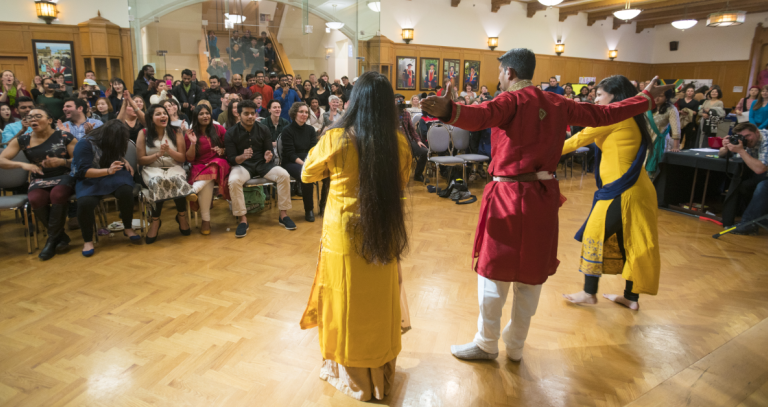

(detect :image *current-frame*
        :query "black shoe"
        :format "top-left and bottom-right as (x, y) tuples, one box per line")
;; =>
(145, 219), (162, 244)
(56, 233), (71, 253)
(235, 222), (249, 238)
(305, 210), (315, 222)
(732, 225), (758, 236)
(279, 216), (297, 230)
(39, 204), (67, 261)
(176, 213), (191, 236)
(414, 175), (425, 183)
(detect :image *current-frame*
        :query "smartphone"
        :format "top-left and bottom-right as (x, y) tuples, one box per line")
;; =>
(166, 79), (172, 88)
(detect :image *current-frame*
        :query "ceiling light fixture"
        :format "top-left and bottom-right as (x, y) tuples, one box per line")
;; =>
(707, 10), (746, 27)
(325, 5), (345, 30)
(537, 0), (563, 6)
(672, 19), (697, 30)
(613, 1), (641, 21)
(367, 1), (381, 12)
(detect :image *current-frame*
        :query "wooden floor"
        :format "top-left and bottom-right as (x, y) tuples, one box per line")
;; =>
(1, 168), (767, 407)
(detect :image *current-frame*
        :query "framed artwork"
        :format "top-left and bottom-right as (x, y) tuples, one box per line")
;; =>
(33, 40), (76, 87)
(443, 59), (460, 88)
(463, 60), (481, 92)
(419, 57), (440, 91)
(396, 56), (417, 90)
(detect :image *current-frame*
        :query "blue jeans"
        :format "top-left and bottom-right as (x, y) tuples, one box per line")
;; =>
(741, 174), (768, 223)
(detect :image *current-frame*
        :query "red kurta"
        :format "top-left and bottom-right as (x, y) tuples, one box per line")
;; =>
(446, 81), (654, 284)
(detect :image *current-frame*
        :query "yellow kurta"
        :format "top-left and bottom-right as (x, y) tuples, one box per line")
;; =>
(299, 128), (411, 368)
(563, 119), (661, 295)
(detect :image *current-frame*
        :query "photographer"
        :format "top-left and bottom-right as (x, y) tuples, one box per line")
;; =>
(719, 122), (768, 235)
(36, 77), (68, 121)
(81, 79), (101, 108)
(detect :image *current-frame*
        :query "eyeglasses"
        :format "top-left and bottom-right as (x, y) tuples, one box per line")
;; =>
(27, 114), (46, 120)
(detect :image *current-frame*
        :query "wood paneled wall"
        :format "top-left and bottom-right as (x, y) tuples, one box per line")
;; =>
(0, 21), (134, 93)
(377, 36), (749, 107)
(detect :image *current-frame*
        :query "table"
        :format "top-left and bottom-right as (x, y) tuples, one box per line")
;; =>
(653, 150), (744, 221)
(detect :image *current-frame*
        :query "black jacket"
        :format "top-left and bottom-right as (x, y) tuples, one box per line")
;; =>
(172, 83), (203, 118)
(203, 87), (225, 111)
(225, 121), (275, 178)
(281, 121), (317, 165)
(133, 77), (154, 106)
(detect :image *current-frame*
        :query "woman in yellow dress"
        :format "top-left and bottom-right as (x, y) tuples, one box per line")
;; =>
(562, 75), (661, 310)
(299, 71), (412, 401)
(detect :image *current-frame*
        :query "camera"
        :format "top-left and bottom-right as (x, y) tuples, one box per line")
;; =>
(46, 83), (57, 90)
(727, 134), (745, 146)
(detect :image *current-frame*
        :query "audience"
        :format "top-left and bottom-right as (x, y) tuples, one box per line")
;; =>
(576, 86), (590, 102)
(149, 81), (177, 106)
(563, 83), (575, 100)
(229, 43), (246, 77)
(59, 98), (103, 140)
(330, 82), (346, 105)
(1, 96), (33, 144)
(224, 100), (240, 130)
(698, 87), (725, 146)
(249, 71), (273, 106)
(185, 104), (230, 235)
(545, 77), (564, 95)
(322, 95), (344, 129)
(307, 97), (324, 133)
(0, 104), (17, 132)
(280, 102), (319, 222)
(314, 78), (330, 110)
(225, 100), (295, 237)
(735, 86), (760, 122)
(163, 99), (189, 130)
(72, 120), (140, 257)
(30, 75), (45, 101)
(676, 84), (700, 149)
(460, 84), (476, 99)
(206, 76), (226, 113)
(273, 74), (301, 121)
(107, 78), (128, 113)
(116, 91), (146, 142)
(719, 122), (768, 234)
(645, 88), (681, 175)
(137, 104), (195, 244)
(93, 97), (115, 123)
(36, 77), (67, 121)
(407, 95), (422, 114)
(228, 73), (252, 100)
(0, 107), (76, 260)
(398, 102), (428, 182)
(172, 69), (203, 118)
(134, 65), (158, 107)
(749, 85), (768, 129)
(264, 99), (289, 144)
(0, 70), (32, 116)
(300, 80), (316, 103)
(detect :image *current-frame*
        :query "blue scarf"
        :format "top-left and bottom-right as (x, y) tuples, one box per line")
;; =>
(644, 110), (670, 173)
(574, 125), (648, 242)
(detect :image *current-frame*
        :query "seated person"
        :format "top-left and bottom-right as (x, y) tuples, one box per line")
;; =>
(263, 99), (289, 145)
(322, 95), (344, 129)
(185, 104), (230, 235)
(225, 100), (296, 237)
(137, 104), (195, 244)
(406, 95), (422, 114)
(2, 96), (34, 144)
(720, 122), (768, 235)
(71, 120), (140, 257)
(59, 98), (103, 140)
(398, 102), (428, 182)
(280, 102), (320, 222)
(0, 107), (76, 260)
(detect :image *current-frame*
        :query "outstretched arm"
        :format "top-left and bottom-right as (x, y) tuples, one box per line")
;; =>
(421, 81), (516, 131)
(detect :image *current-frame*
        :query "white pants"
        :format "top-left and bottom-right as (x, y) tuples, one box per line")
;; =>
(473, 275), (543, 354)
(192, 179), (215, 221)
(228, 165), (292, 216)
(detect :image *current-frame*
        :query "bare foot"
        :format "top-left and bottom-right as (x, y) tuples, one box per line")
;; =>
(563, 291), (597, 305)
(602, 294), (639, 310)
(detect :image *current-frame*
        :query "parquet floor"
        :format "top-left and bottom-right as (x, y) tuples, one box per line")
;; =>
(1, 168), (767, 407)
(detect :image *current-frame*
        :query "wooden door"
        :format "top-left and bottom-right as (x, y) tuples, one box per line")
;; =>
(0, 57), (32, 89)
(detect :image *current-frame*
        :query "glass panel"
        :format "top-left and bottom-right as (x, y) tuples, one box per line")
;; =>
(110, 59), (122, 83)
(94, 58), (109, 84)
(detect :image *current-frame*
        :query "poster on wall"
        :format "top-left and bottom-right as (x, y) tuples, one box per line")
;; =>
(443, 59), (460, 87)
(33, 40), (75, 87)
(396, 56), (417, 90)
(420, 58), (440, 91)
(463, 60), (480, 92)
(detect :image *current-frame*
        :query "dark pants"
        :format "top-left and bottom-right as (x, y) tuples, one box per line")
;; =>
(722, 173), (768, 227)
(582, 196), (640, 302)
(77, 184), (134, 243)
(682, 122), (698, 150)
(151, 197), (187, 218)
(411, 139), (428, 178)
(283, 162), (315, 212)
(28, 185), (73, 209)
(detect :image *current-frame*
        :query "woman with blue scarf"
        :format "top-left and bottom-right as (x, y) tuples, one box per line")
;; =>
(561, 76), (661, 310)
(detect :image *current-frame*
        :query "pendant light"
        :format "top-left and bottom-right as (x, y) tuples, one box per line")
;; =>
(367, 1), (381, 12)
(613, 0), (641, 21)
(672, 6), (697, 30)
(538, 0), (564, 6)
(326, 5), (345, 30)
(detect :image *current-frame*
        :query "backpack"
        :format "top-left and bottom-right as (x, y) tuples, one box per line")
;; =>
(437, 178), (477, 204)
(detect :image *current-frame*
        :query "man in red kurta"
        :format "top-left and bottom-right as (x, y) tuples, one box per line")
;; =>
(422, 48), (671, 362)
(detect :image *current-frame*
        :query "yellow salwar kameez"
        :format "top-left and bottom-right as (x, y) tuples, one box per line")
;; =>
(562, 118), (661, 295)
(299, 128), (412, 401)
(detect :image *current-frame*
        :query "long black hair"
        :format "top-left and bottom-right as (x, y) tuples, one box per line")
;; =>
(145, 104), (179, 148)
(226, 100), (239, 129)
(330, 71), (408, 265)
(654, 88), (676, 115)
(87, 120), (129, 169)
(596, 75), (653, 148)
(190, 104), (222, 157)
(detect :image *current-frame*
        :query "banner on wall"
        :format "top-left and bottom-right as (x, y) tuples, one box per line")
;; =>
(579, 77), (596, 84)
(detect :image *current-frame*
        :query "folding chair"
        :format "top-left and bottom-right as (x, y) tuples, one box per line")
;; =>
(450, 127), (490, 184)
(425, 124), (465, 189)
(0, 148), (39, 254)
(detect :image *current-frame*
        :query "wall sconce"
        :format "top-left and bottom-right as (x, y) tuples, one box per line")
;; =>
(555, 41), (565, 56)
(608, 49), (618, 61)
(35, 0), (58, 24)
(488, 37), (498, 51)
(402, 28), (414, 44)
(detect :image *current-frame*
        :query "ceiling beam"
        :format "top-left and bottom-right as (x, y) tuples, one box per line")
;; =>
(558, 0), (666, 17)
(633, 3), (768, 32)
(587, 0), (733, 21)
(588, 0), (767, 26)
(561, 0), (716, 21)
(451, 0), (461, 7)
(527, 0), (583, 17)
(492, 0), (514, 13)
